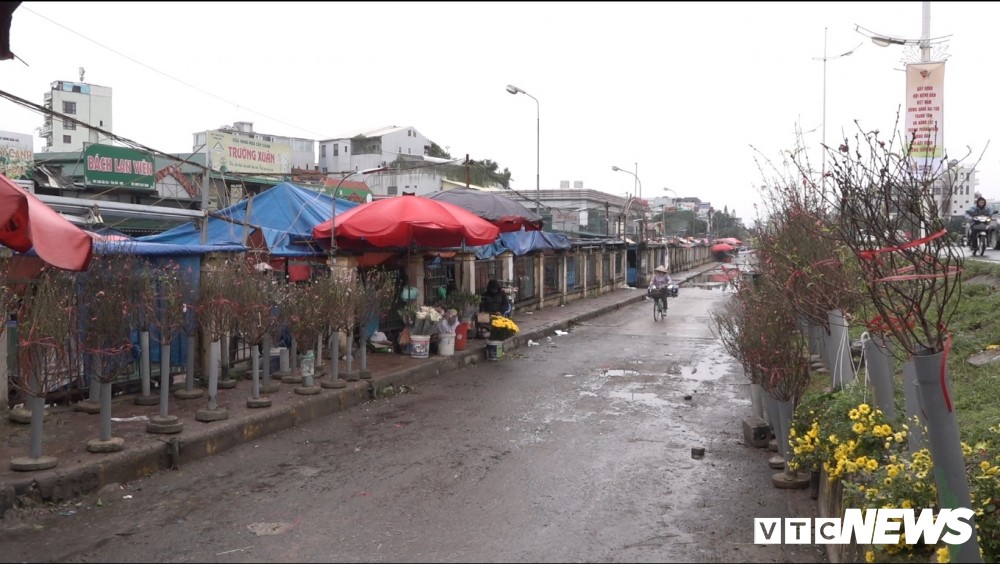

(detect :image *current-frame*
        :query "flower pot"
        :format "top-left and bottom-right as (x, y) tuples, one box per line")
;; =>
(485, 340), (503, 361)
(454, 322), (469, 351)
(410, 334), (430, 358)
(438, 334), (455, 356)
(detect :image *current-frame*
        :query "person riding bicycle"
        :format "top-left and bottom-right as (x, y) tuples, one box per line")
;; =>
(648, 265), (673, 307)
(965, 196), (996, 248)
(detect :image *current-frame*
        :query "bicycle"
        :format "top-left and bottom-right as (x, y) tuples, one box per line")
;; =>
(649, 287), (668, 322)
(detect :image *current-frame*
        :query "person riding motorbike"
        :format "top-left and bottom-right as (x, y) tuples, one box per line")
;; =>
(965, 196), (996, 248)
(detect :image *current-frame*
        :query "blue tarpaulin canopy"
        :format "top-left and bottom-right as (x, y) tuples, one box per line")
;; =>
(138, 182), (357, 257)
(472, 230), (570, 259)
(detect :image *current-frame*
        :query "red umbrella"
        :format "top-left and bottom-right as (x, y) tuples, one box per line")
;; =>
(312, 194), (500, 250)
(0, 173), (93, 271)
(711, 243), (735, 253)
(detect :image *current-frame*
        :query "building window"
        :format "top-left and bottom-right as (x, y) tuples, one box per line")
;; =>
(63, 135), (72, 144)
(62, 101), (77, 114)
(63, 120), (76, 130)
(333, 144), (338, 156)
(388, 185), (398, 196)
(320, 145), (326, 158)
(344, 144), (348, 154)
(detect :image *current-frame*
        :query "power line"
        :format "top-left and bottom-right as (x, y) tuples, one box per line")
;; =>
(22, 6), (333, 141)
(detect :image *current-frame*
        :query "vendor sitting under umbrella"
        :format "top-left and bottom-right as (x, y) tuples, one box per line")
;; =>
(480, 279), (511, 316)
(477, 279), (512, 339)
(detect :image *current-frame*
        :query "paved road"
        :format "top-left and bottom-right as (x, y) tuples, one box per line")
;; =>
(1, 278), (825, 563)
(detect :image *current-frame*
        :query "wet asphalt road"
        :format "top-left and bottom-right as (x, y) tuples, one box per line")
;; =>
(1, 281), (825, 563)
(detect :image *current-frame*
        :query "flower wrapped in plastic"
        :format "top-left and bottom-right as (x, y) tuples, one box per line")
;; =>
(400, 304), (443, 336)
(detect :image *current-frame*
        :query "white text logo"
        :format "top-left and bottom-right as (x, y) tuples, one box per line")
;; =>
(754, 508), (974, 545)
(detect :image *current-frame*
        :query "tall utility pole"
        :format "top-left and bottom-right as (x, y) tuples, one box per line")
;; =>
(814, 28), (861, 206)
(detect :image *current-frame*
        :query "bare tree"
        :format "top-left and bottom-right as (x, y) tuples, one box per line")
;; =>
(228, 259), (277, 406)
(145, 260), (193, 433)
(355, 268), (400, 378)
(77, 249), (143, 453)
(195, 256), (243, 421)
(9, 267), (74, 470)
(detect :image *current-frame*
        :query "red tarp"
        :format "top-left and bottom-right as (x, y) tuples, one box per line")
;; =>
(0, 173), (93, 271)
(312, 194), (500, 250)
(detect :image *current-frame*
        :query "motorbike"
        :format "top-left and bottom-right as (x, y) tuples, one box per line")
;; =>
(969, 215), (992, 257)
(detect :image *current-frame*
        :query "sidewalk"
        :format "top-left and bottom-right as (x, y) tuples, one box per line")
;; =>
(0, 262), (720, 513)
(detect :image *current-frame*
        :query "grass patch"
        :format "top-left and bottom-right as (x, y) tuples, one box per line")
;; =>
(944, 261), (1000, 442)
(797, 260), (1000, 443)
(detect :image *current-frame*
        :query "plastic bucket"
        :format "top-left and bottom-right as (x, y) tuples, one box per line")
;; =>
(454, 322), (469, 351)
(485, 340), (504, 361)
(410, 334), (430, 358)
(300, 350), (315, 378)
(438, 334), (455, 356)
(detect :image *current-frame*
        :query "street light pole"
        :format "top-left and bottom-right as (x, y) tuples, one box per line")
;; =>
(663, 187), (678, 238)
(813, 28), (861, 205)
(612, 165), (643, 241)
(634, 162), (639, 201)
(857, 1), (950, 234)
(505, 84), (540, 215)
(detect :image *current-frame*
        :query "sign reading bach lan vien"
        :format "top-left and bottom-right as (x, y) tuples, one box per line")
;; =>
(84, 144), (155, 190)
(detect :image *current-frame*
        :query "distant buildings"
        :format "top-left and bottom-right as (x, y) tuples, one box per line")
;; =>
(40, 78), (113, 152)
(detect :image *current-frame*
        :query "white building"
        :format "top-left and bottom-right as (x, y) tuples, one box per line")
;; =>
(40, 79), (113, 152)
(318, 126), (444, 194)
(933, 162), (979, 217)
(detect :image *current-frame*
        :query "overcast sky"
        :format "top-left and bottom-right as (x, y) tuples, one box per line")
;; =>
(3, 1), (996, 223)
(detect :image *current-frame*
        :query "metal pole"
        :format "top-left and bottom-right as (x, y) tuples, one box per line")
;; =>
(505, 85), (540, 215)
(200, 147), (210, 245)
(535, 98), (540, 215)
(921, 0), (931, 62)
(634, 163), (639, 201)
(330, 172), (354, 263)
(821, 27), (828, 204)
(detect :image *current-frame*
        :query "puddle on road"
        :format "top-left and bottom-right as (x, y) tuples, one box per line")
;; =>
(684, 266), (749, 291)
(679, 355), (724, 382)
(600, 369), (640, 378)
(607, 388), (670, 408)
